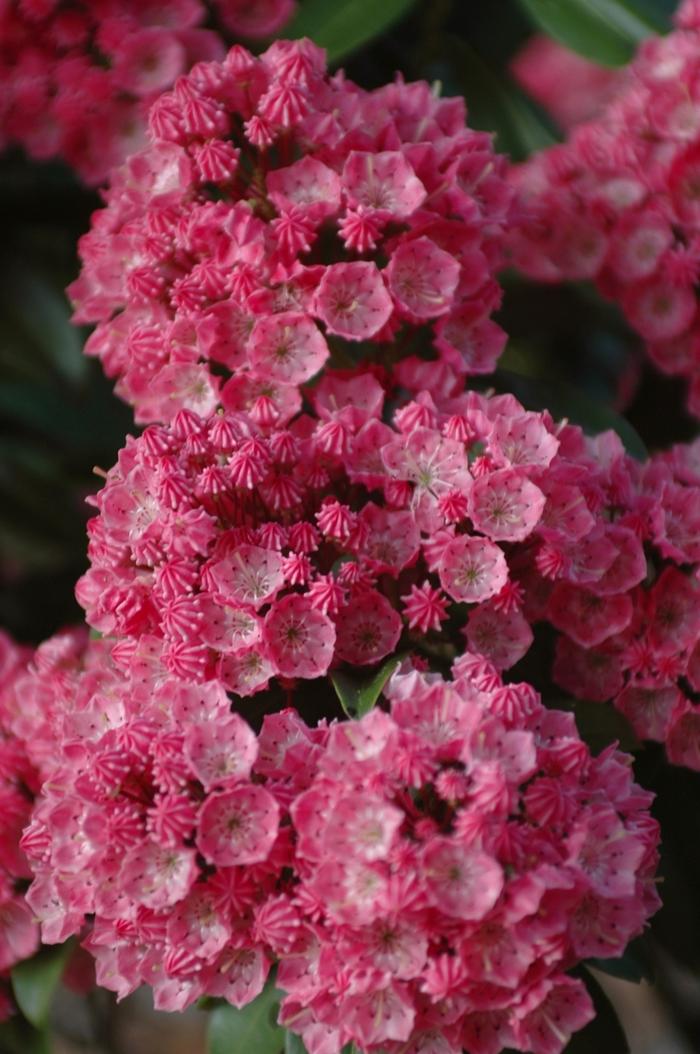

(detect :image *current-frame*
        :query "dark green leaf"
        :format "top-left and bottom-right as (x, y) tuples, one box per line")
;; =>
(11, 941), (73, 1029)
(492, 368), (648, 461)
(516, 0), (663, 68)
(549, 697), (639, 753)
(0, 1016), (50, 1054)
(0, 380), (132, 455)
(444, 39), (557, 161)
(331, 655), (402, 718)
(208, 982), (284, 1054)
(284, 1032), (308, 1054)
(569, 970), (630, 1052)
(0, 264), (87, 385)
(286, 0), (417, 63)
(587, 936), (653, 984)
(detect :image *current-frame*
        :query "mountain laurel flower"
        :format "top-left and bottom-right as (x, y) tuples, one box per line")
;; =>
(69, 39), (512, 423)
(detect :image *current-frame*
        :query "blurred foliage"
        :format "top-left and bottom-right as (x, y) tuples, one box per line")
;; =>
(0, 153), (132, 642)
(3, 1), (700, 1051)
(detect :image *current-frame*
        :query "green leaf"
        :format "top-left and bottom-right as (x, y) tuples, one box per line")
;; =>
(208, 982), (284, 1054)
(0, 1016), (50, 1054)
(569, 970), (630, 1052)
(0, 264), (87, 385)
(286, 0), (417, 63)
(587, 936), (653, 984)
(516, 0), (664, 68)
(284, 1032), (308, 1054)
(331, 654), (402, 718)
(11, 941), (73, 1029)
(550, 697), (639, 754)
(444, 39), (557, 161)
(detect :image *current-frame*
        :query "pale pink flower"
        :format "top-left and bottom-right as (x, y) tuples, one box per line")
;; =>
(264, 594), (336, 678)
(314, 262), (393, 341)
(197, 785), (279, 865)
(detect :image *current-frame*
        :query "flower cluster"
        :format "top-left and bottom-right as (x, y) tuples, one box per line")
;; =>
(531, 433), (700, 772)
(7, 30), (680, 1051)
(278, 657), (660, 1054)
(0, 632), (43, 1019)
(75, 352), (700, 772)
(75, 374), (581, 695)
(0, 0), (294, 185)
(23, 648), (659, 1053)
(22, 638), (300, 1013)
(509, 0), (700, 416)
(68, 38), (511, 422)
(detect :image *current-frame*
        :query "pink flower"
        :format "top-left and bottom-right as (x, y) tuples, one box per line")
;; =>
(264, 594), (336, 678)
(333, 590), (402, 666)
(210, 545), (285, 609)
(387, 237), (461, 320)
(314, 262), (393, 341)
(342, 150), (426, 218)
(197, 785), (279, 865)
(0, 1), (245, 185)
(438, 535), (509, 604)
(184, 713), (258, 789)
(249, 312), (329, 385)
(469, 469), (545, 542)
(422, 838), (503, 920)
(121, 843), (198, 910)
(511, 35), (621, 130)
(515, 976), (595, 1054)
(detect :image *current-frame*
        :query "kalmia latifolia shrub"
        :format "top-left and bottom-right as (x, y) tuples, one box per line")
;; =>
(68, 37), (511, 422)
(1, 28), (681, 1054)
(22, 642), (659, 1054)
(509, 0), (700, 417)
(0, 0), (295, 185)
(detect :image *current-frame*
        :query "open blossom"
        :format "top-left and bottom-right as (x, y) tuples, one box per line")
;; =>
(69, 38), (511, 422)
(22, 643), (659, 1050)
(509, 0), (700, 418)
(0, 1), (296, 185)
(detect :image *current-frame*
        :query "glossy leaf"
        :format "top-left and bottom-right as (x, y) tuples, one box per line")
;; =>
(517, 0), (663, 67)
(284, 1032), (308, 1054)
(208, 982), (284, 1054)
(549, 697), (639, 754)
(588, 935), (653, 984)
(331, 654), (402, 718)
(0, 1017), (50, 1054)
(0, 263), (87, 384)
(11, 941), (72, 1029)
(286, 0), (416, 63)
(444, 39), (557, 161)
